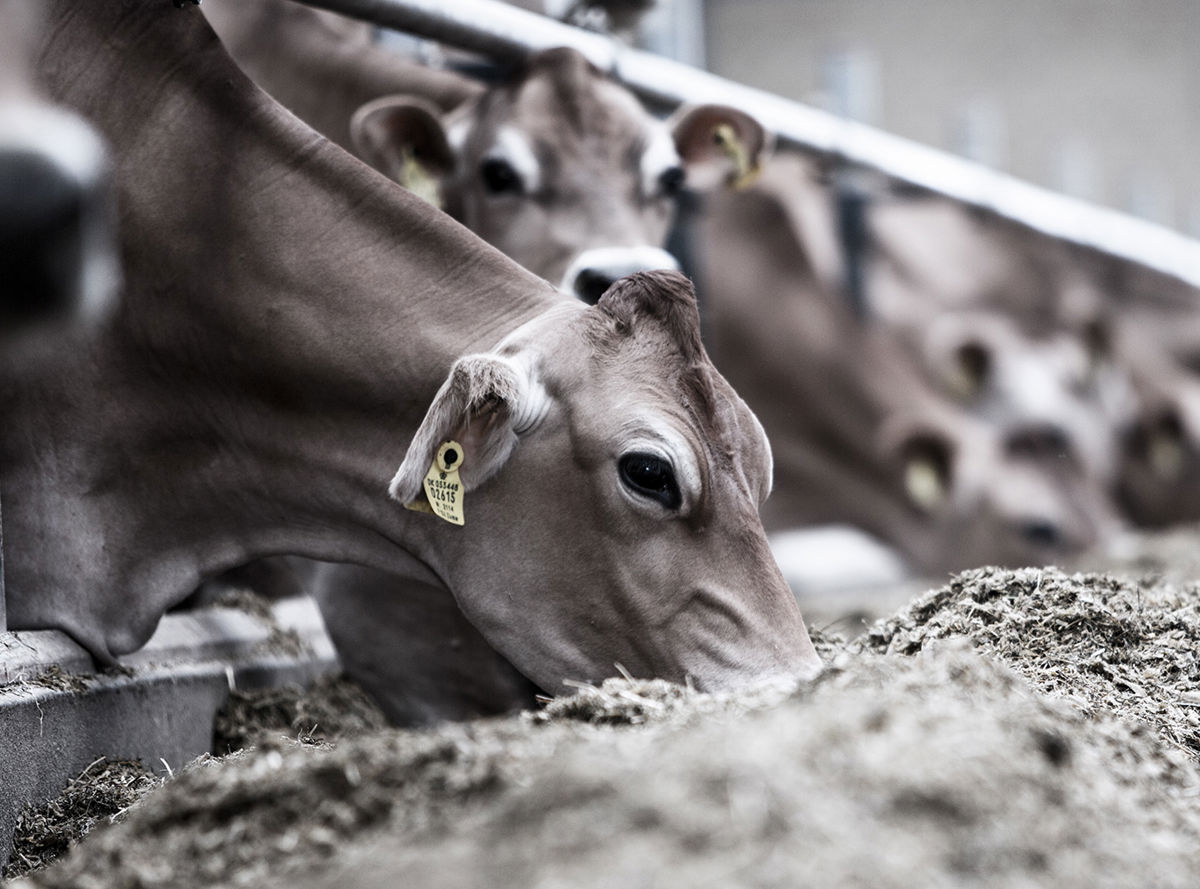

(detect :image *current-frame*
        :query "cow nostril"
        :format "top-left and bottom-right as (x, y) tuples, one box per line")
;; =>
(1020, 520), (1062, 549)
(574, 268), (616, 305)
(0, 149), (88, 325)
(1006, 424), (1073, 461)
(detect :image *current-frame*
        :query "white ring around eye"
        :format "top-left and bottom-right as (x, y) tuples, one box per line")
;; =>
(640, 124), (682, 199)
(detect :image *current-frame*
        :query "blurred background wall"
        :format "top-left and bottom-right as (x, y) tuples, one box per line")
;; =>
(642, 0), (1200, 236)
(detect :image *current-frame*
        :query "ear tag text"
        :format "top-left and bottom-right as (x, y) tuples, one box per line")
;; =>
(421, 440), (465, 525)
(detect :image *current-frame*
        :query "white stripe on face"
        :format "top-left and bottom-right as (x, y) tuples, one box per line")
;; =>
(486, 125), (542, 194)
(0, 103), (107, 190)
(640, 124), (682, 199)
(445, 115), (471, 155)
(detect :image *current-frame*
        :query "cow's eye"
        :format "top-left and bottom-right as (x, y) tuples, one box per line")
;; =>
(480, 158), (523, 195)
(619, 452), (681, 510)
(658, 165), (685, 197)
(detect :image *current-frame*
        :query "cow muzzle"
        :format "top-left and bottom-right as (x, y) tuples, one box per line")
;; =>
(561, 245), (680, 305)
(0, 104), (117, 332)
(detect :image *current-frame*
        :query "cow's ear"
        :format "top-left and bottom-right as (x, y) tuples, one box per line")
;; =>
(390, 353), (548, 504)
(892, 429), (955, 513)
(350, 95), (456, 207)
(669, 104), (773, 192)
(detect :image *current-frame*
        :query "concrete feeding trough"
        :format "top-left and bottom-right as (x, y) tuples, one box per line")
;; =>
(0, 595), (338, 867)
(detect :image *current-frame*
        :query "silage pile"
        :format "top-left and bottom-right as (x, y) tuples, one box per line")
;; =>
(3, 760), (161, 881)
(212, 674), (389, 754)
(12, 567), (1200, 889)
(865, 566), (1200, 756)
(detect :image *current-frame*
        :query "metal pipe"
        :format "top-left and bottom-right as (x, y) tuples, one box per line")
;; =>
(290, 0), (1200, 289)
(297, 0), (617, 68)
(0, 494), (6, 634)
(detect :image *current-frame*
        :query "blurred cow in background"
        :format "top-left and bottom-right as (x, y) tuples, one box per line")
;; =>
(1107, 264), (1200, 527)
(866, 188), (1200, 533)
(0, 0), (116, 337)
(694, 154), (1123, 582)
(202, 0), (482, 152)
(866, 193), (1136, 488)
(205, 0), (764, 301)
(349, 47), (766, 300)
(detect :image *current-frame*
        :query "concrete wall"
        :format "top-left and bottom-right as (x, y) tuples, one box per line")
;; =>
(703, 0), (1200, 235)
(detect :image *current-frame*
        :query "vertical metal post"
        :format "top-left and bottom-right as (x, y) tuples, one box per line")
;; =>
(0, 492), (7, 633)
(835, 175), (870, 322)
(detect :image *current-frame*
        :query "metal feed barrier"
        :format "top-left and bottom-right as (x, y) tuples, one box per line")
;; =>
(295, 0), (1199, 289)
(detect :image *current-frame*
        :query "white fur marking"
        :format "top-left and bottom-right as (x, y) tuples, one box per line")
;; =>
(0, 103), (107, 189)
(640, 125), (682, 199)
(487, 126), (542, 193)
(445, 116), (471, 155)
(619, 423), (701, 515)
(560, 245), (679, 295)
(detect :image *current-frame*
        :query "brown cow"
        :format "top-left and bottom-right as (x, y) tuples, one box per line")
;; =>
(2, 1), (818, 703)
(694, 154), (1120, 577)
(204, 1), (763, 302)
(350, 48), (768, 300)
(199, 3), (772, 720)
(866, 183), (1200, 529)
(201, 0), (482, 152)
(1107, 264), (1200, 526)
(864, 188), (1135, 488)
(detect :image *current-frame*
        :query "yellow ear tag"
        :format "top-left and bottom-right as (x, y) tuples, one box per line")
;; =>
(420, 440), (466, 525)
(713, 123), (760, 191)
(400, 147), (444, 210)
(904, 456), (945, 513)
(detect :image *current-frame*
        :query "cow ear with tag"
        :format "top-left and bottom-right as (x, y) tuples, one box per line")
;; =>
(891, 429), (955, 514)
(668, 104), (773, 192)
(390, 353), (548, 509)
(350, 95), (456, 208)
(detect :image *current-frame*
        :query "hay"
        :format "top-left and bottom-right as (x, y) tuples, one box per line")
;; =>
(3, 759), (161, 881)
(16, 645), (1200, 889)
(863, 566), (1200, 757)
(15, 560), (1200, 888)
(3, 674), (385, 882)
(213, 675), (389, 753)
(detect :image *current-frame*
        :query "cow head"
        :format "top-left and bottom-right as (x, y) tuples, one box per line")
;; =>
(884, 411), (1121, 572)
(350, 47), (769, 302)
(0, 0), (117, 336)
(1113, 308), (1200, 526)
(919, 309), (1133, 483)
(390, 270), (820, 691)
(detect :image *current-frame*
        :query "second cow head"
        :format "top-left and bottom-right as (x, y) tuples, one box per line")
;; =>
(351, 46), (769, 302)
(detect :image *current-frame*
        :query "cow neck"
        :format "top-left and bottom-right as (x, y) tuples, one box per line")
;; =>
(204, 0), (483, 151)
(0, 0), (559, 659)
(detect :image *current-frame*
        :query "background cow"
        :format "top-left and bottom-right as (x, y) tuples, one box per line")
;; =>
(348, 47), (767, 300)
(693, 154), (1121, 580)
(0, 0), (116, 335)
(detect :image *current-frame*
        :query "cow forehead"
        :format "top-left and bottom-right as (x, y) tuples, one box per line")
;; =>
(468, 59), (655, 167)
(557, 307), (774, 501)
